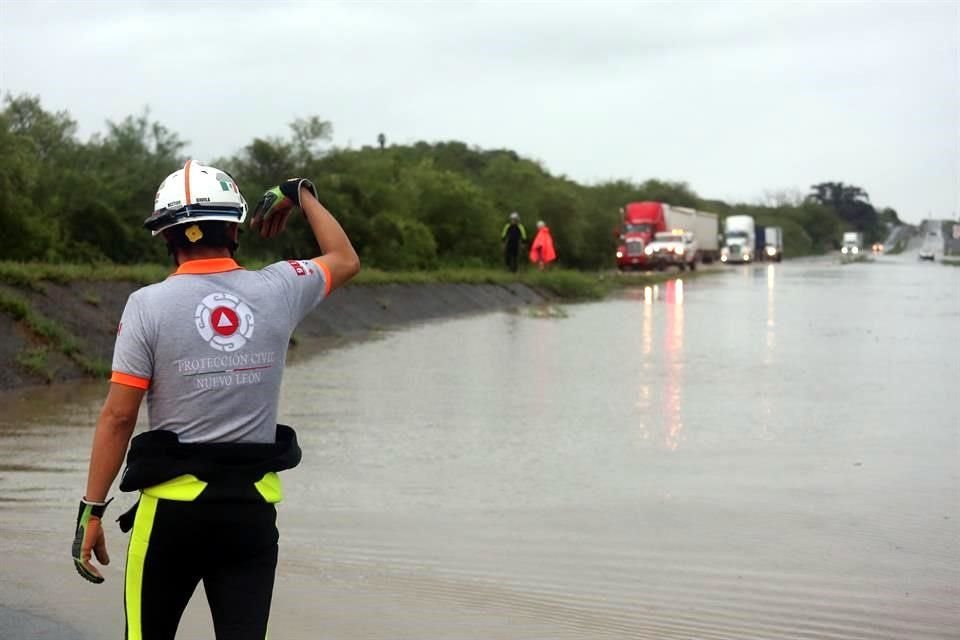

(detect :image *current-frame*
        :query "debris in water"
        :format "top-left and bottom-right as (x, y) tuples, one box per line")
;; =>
(521, 305), (568, 319)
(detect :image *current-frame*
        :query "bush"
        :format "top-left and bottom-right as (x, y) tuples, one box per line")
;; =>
(367, 213), (438, 270)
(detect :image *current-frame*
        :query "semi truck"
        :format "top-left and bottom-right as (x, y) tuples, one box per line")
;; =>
(616, 202), (719, 270)
(840, 231), (864, 260)
(721, 215), (756, 263)
(757, 226), (784, 262)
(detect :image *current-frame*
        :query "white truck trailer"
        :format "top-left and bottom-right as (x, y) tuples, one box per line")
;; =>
(664, 206), (720, 263)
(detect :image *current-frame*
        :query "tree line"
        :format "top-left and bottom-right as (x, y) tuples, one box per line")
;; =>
(0, 95), (899, 269)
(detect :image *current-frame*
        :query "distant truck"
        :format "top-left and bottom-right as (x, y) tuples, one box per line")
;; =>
(758, 226), (784, 262)
(919, 230), (940, 261)
(616, 202), (719, 270)
(840, 231), (864, 259)
(721, 215), (756, 263)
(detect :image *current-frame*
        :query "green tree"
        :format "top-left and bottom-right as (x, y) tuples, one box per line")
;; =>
(0, 96), (897, 269)
(367, 213), (437, 269)
(808, 181), (882, 242)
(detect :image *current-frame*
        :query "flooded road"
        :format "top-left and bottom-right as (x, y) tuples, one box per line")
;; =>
(1, 253), (957, 639)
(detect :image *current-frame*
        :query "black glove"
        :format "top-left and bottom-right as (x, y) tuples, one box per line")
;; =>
(72, 497), (112, 584)
(277, 178), (319, 209)
(250, 178), (319, 238)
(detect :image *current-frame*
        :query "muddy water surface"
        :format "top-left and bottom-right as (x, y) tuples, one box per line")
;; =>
(1, 254), (957, 639)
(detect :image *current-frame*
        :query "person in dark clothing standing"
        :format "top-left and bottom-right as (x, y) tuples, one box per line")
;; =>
(501, 211), (527, 272)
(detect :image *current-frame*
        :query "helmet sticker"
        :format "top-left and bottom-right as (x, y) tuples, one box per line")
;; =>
(215, 172), (238, 193)
(184, 225), (204, 243)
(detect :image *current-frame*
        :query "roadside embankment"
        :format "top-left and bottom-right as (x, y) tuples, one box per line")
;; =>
(0, 262), (714, 390)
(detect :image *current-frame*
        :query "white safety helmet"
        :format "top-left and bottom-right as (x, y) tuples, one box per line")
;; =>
(144, 160), (247, 235)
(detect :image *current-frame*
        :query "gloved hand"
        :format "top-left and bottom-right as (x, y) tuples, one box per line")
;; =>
(250, 178), (319, 239)
(72, 498), (112, 584)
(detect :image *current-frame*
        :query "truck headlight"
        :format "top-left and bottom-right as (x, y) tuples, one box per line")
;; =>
(616, 250), (623, 259)
(765, 246), (776, 256)
(644, 247), (654, 255)
(852, 246), (859, 254)
(841, 246), (849, 254)
(675, 247), (684, 254)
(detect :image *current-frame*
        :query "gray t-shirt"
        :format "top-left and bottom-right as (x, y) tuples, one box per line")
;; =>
(111, 257), (330, 444)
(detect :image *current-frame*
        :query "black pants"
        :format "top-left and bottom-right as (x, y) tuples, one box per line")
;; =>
(124, 495), (278, 639)
(505, 245), (520, 272)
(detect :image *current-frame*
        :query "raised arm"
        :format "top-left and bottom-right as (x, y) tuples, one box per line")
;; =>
(249, 179), (360, 293)
(301, 187), (360, 293)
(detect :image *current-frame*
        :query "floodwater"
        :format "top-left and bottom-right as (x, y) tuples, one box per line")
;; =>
(0, 252), (957, 639)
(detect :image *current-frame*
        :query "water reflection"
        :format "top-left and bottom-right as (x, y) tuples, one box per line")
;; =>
(662, 279), (685, 450)
(642, 299), (653, 357)
(634, 297), (654, 443)
(766, 264), (777, 354)
(762, 265), (777, 439)
(665, 278), (684, 305)
(630, 280), (687, 450)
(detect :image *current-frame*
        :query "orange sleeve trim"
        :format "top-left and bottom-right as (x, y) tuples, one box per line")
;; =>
(111, 371), (151, 390)
(312, 258), (333, 297)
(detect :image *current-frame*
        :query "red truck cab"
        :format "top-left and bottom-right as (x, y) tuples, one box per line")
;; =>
(616, 202), (666, 270)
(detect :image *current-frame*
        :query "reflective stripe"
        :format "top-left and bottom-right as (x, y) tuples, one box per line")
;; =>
(141, 473), (284, 503)
(111, 371), (150, 390)
(125, 494), (159, 640)
(143, 474), (208, 501)
(253, 472), (283, 503)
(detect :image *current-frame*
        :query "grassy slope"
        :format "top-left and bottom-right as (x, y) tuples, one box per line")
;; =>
(0, 261), (719, 384)
(0, 261), (717, 299)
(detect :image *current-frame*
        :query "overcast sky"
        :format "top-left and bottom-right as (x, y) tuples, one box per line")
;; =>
(1, 1), (957, 222)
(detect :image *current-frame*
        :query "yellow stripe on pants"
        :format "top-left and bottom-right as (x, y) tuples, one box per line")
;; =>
(125, 494), (159, 640)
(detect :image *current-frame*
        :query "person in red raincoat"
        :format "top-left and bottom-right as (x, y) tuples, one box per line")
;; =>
(529, 220), (557, 270)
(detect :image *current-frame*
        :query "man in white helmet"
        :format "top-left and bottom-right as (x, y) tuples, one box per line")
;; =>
(71, 160), (359, 639)
(501, 211), (527, 273)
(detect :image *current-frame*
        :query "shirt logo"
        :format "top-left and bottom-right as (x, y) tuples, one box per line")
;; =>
(287, 260), (307, 276)
(195, 293), (254, 352)
(211, 307), (240, 336)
